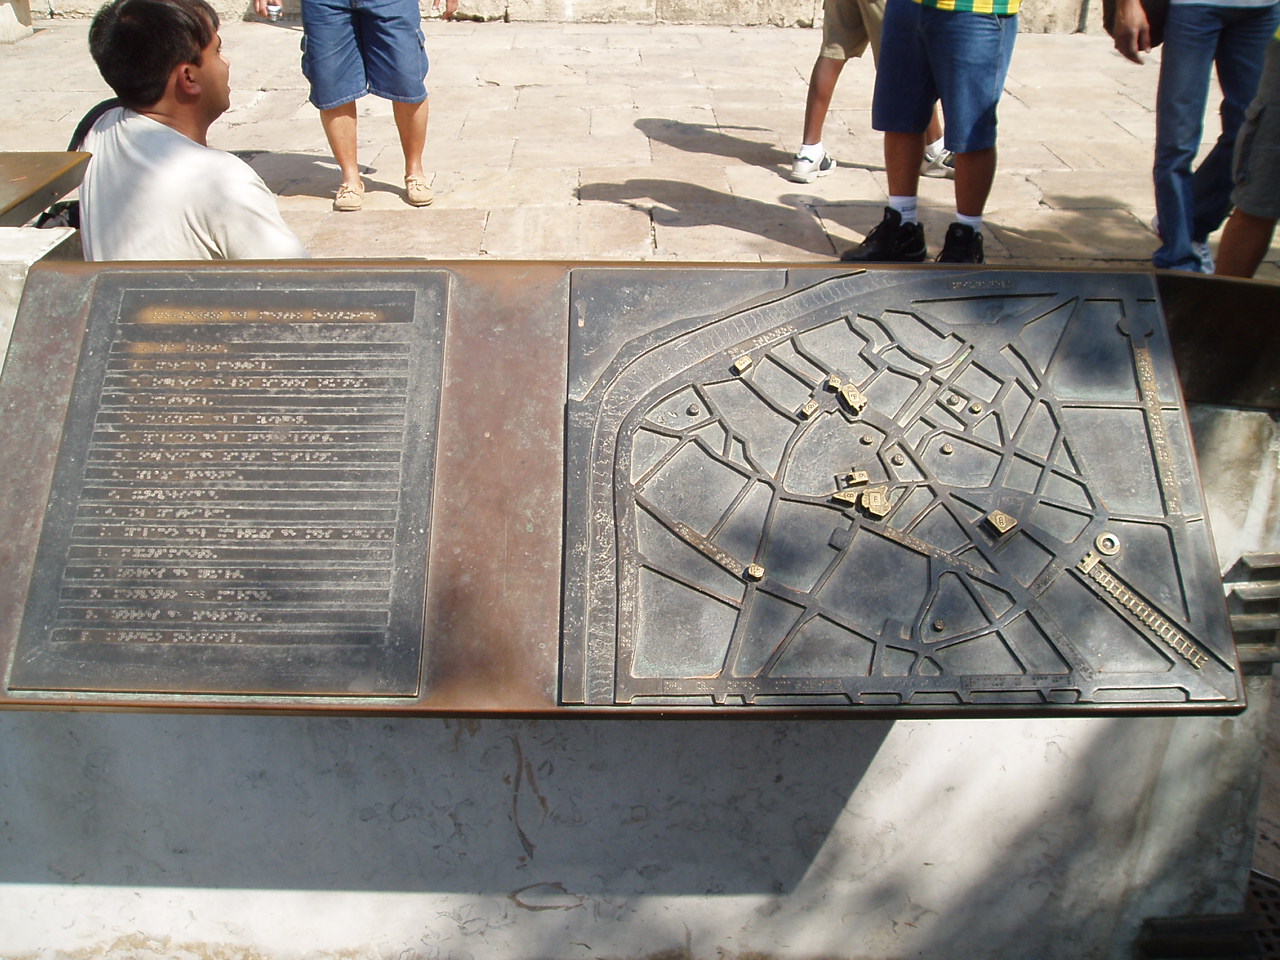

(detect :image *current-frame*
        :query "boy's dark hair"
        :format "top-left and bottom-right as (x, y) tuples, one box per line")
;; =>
(88, 0), (220, 110)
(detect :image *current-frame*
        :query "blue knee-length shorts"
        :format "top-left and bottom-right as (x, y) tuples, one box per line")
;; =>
(301, 0), (429, 110)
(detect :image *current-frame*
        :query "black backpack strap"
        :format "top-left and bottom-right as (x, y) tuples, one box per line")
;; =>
(68, 97), (123, 151)
(35, 98), (122, 230)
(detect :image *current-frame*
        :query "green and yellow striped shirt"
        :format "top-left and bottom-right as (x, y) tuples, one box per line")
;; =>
(915, 0), (1021, 16)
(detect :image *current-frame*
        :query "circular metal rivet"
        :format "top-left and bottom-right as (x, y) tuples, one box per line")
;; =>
(687, 404), (700, 416)
(969, 402), (983, 414)
(941, 443), (954, 455)
(745, 564), (765, 581)
(861, 434), (875, 445)
(1095, 533), (1120, 556)
(892, 454), (905, 466)
(932, 619), (945, 632)
(947, 395), (963, 406)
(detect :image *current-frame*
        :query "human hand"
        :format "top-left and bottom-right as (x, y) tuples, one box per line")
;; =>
(252, 0), (270, 16)
(1112, 0), (1152, 64)
(432, 0), (460, 18)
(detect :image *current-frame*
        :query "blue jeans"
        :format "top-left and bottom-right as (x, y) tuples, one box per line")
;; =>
(1153, 2), (1280, 271)
(872, 0), (1018, 153)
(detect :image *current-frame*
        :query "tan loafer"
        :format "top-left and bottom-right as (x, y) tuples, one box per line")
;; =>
(405, 175), (433, 207)
(333, 181), (364, 212)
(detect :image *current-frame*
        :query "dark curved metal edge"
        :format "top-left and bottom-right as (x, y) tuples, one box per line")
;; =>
(1157, 270), (1280, 412)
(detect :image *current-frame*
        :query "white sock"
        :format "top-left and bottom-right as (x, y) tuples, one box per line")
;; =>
(955, 212), (983, 232)
(889, 195), (919, 224)
(925, 137), (946, 160)
(798, 141), (825, 160)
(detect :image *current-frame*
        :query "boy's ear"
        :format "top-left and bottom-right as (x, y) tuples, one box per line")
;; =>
(173, 61), (201, 96)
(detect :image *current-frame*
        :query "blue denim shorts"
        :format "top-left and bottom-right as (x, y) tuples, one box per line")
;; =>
(300, 0), (429, 110)
(871, 0), (1017, 154)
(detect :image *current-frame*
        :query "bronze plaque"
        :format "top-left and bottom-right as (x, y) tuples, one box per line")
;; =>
(563, 268), (1240, 711)
(9, 272), (446, 696)
(0, 262), (1251, 716)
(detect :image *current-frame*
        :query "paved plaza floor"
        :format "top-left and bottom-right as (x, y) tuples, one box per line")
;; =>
(4, 14), (1278, 277)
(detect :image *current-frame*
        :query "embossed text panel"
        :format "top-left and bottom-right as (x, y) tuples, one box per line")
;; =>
(9, 272), (446, 696)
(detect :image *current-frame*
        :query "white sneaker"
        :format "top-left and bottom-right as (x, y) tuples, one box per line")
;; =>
(790, 152), (835, 183)
(1153, 215), (1215, 272)
(1193, 240), (1215, 273)
(921, 149), (955, 179)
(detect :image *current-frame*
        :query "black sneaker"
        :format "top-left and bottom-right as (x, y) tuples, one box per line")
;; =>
(936, 222), (984, 264)
(840, 207), (927, 263)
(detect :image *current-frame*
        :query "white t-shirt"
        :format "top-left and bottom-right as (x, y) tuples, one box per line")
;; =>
(80, 107), (308, 262)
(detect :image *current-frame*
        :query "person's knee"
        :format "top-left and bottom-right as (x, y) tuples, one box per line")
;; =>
(1232, 207), (1278, 232)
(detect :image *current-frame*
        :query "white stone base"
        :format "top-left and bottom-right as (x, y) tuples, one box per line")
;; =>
(0, 0), (33, 43)
(0, 226), (78, 366)
(0, 691), (1269, 960)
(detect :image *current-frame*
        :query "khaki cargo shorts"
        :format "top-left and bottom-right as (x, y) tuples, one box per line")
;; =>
(1232, 41), (1280, 220)
(820, 0), (886, 62)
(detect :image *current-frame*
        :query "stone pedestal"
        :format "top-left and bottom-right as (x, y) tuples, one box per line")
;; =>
(0, 0), (32, 42)
(0, 226), (78, 365)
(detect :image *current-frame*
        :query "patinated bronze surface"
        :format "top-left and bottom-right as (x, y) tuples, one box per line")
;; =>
(0, 152), (89, 226)
(563, 269), (1239, 710)
(8, 270), (445, 696)
(0, 262), (1248, 715)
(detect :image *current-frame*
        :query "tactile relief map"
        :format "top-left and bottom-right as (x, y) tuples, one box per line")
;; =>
(564, 269), (1240, 712)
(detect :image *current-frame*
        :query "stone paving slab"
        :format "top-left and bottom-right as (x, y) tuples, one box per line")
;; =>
(1, 15), (1277, 277)
(485, 202), (654, 257)
(514, 130), (651, 168)
(987, 207), (1155, 261)
(433, 166), (581, 207)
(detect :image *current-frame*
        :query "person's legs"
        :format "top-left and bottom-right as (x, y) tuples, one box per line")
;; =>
(794, 0), (874, 180)
(802, 56), (848, 146)
(802, 0), (868, 146)
(885, 130), (926, 197)
(1190, 4), (1280, 244)
(1215, 208), (1277, 276)
(793, 55), (845, 180)
(844, 0), (931, 262)
(921, 106), (951, 177)
(925, 110), (943, 146)
(392, 98), (428, 180)
(925, 4), (1017, 261)
(357, 0), (429, 107)
(953, 146), (996, 217)
(300, 0), (369, 207)
(1218, 38), (1280, 277)
(393, 97), (432, 204)
(319, 102), (361, 187)
(318, 102), (364, 210)
(870, 0), (934, 183)
(355, 0), (431, 201)
(1154, 4), (1223, 270)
